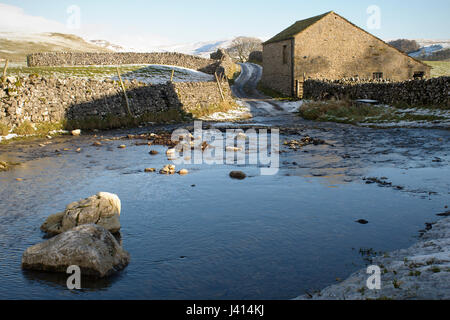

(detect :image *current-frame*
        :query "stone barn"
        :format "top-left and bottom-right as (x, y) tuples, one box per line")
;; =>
(261, 11), (431, 97)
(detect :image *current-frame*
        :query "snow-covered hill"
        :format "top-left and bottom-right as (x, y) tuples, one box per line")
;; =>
(156, 39), (235, 58)
(409, 40), (450, 58)
(0, 32), (111, 64)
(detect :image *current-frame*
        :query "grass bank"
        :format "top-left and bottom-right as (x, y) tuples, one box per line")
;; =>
(299, 100), (449, 125)
(424, 61), (450, 78)
(256, 83), (298, 101)
(187, 101), (241, 119)
(0, 109), (188, 144)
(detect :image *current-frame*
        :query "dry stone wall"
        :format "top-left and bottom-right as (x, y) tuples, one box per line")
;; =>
(0, 75), (234, 128)
(303, 77), (450, 106)
(174, 81), (234, 113)
(27, 52), (224, 75)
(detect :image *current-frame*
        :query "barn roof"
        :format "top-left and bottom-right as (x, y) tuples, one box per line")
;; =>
(264, 11), (332, 45)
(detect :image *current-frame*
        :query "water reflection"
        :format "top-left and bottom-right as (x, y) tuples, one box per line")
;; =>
(22, 269), (123, 292)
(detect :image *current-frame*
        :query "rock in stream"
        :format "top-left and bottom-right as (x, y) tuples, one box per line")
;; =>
(22, 224), (130, 278)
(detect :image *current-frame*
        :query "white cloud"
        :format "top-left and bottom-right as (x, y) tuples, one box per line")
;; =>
(0, 3), (68, 33)
(0, 3), (173, 51)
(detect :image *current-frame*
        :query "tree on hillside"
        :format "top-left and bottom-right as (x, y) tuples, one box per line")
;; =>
(388, 39), (421, 54)
(227, 37), (263, 62)
(417, 48), (450, 61)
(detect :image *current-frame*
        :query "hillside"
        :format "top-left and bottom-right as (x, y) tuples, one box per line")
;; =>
(0, 32), (112, 64)
(409, 39), (450, 60)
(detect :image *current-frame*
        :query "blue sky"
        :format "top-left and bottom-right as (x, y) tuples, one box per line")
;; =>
(1, 0), (449, 46)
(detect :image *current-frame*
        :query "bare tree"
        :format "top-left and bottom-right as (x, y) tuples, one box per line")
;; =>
(388, 39), (421, 54)
(227, 37), (263, 62)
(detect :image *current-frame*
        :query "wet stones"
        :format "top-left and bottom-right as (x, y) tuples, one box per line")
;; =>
(0, 161), (9, 172)
(160, 164), (176, 175)
(230, 171), (246, 180)
(364, 177), (392, 186)
(166, 148), (176, 156)
(178, 169), (189, 175)
(149, 150), (159, 155)
(284, 136), (326, 150)
(0, 160), (19, 172)
(356, 219), (369, 225)
(363, 177), (407, 191)
(144, 168), (156, 173)
(71, 129), (81, 136)
(437, 211), (450, 217)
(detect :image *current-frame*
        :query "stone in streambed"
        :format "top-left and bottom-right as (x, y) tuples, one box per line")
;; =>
(41, 192), (121, 236)
(71, 129), (81, 136)
(22, 224), (130, 278)
(229, 171), (246, 180)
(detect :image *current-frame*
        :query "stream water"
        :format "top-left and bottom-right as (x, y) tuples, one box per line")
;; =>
(0, 122), (449, 300)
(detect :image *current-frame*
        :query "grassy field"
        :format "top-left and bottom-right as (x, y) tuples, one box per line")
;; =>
(5, 65), (214, 83)
(7, 65), (143, 79)
(423, 61), (450, 77)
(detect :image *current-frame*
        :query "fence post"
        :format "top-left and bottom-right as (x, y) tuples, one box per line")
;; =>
(214, 72), (225, 102)
(2, 59), (9, 84)
(116, 66), (133, 117)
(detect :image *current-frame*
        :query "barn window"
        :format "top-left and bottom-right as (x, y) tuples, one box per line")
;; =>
(282, 45), (288, 65)
(413, 71), (425, 79)
(373, 72), (383, 80)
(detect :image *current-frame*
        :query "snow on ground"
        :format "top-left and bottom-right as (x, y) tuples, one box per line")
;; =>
(9, 64), (214, 84)
(360, 120), (450, 129)
(295, 216), (450, 300)
(200, 106), (252, 121)
(0, 134), (18, 142)
(359, 105), (450, 129)
(278, 100), (305, 113)
(113, 65), (214, 84)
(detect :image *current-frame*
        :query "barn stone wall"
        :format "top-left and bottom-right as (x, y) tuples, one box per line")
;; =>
(303, 77), (450, 107)
(261, 39), (293, 96)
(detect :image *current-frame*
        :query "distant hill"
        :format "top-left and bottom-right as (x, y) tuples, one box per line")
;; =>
(155, 39), (235, 58)
(409, 39), (450, 61)
(0, 31), (262, 64)
(0, 32), (111, 64)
